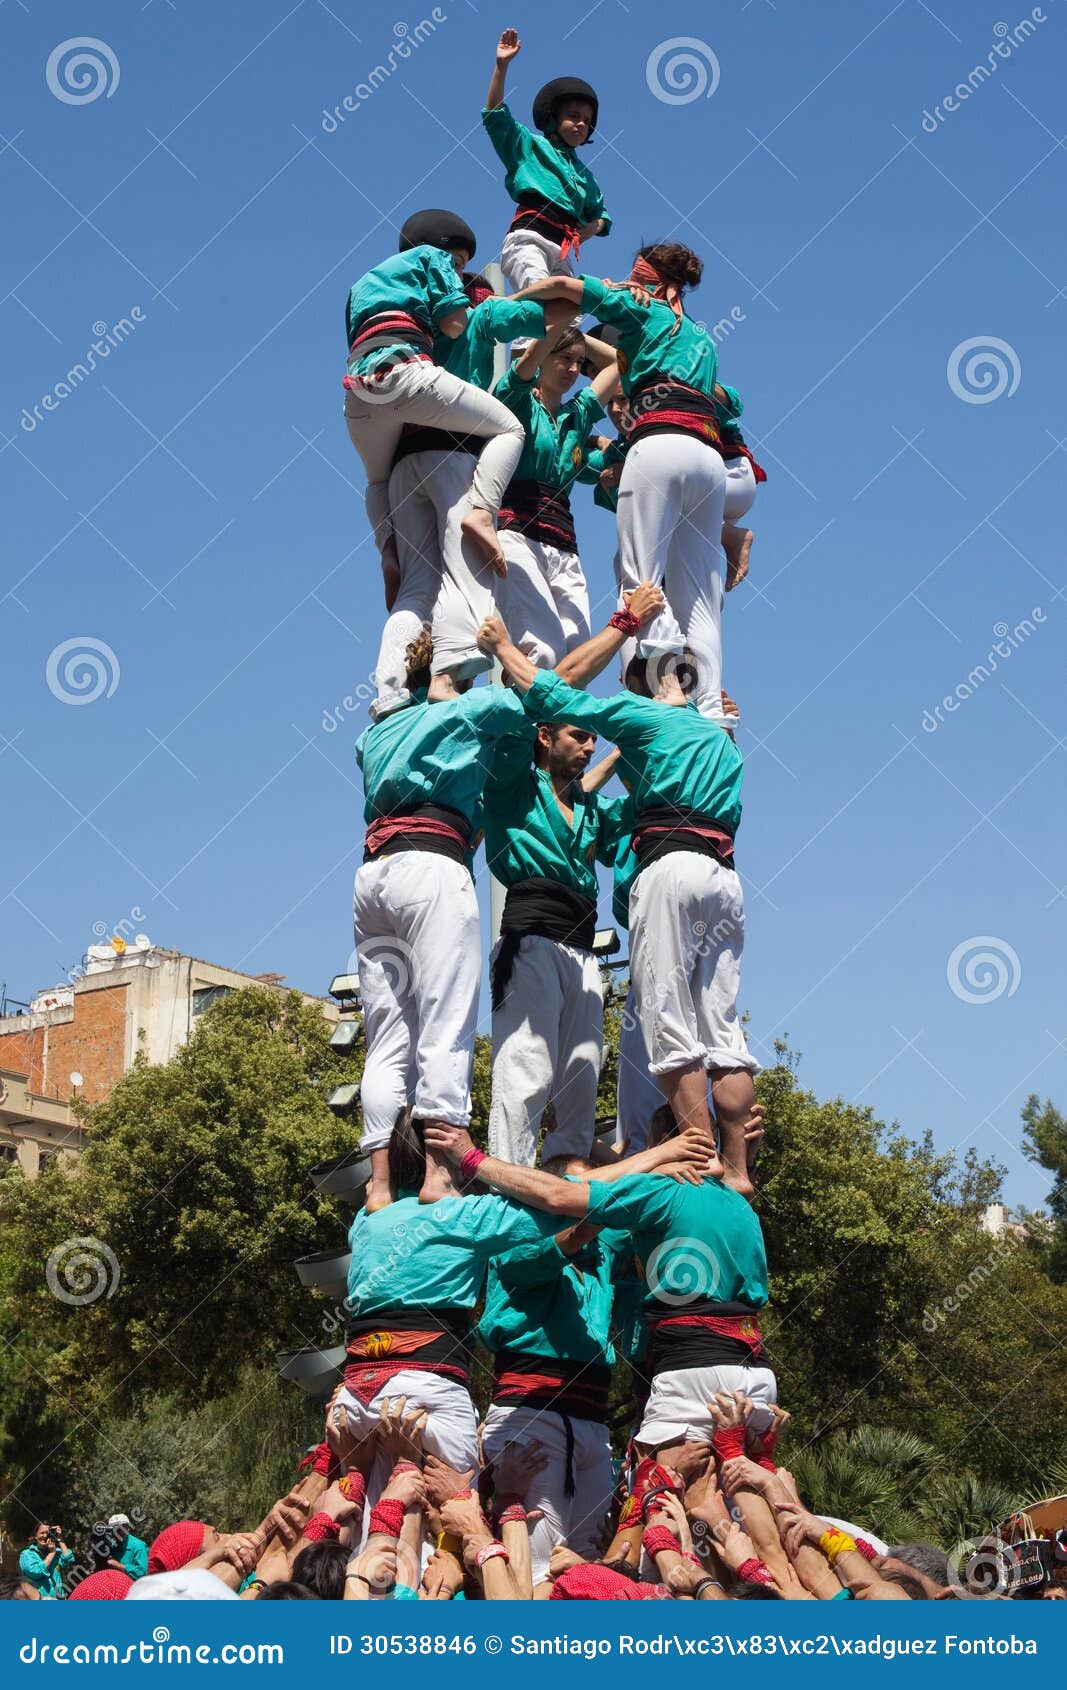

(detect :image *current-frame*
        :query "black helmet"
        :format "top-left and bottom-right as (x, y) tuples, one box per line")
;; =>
(532, 77), (598, 140)
(398, 209), (477, 259)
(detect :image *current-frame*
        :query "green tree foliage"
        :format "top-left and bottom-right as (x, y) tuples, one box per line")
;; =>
(1022, 1093), (1067, 1280)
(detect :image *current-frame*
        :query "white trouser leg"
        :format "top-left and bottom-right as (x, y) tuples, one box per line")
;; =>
(542, 544), (592, 653)
(388, 451), (494, 684)
(723, 456), (757, 524)
(493, 530), (568, 668)
(353, 853), (481, 1150)
(372, 453), (443, 718)
(617, 434), (727, 722)
(489, 936), (603, 1165)
(482, 1405), (612, 1584)
(629, 852), (757, 1079)
(344, 362), (524, 551)
(338, 1370), (480, 1551)
(615, 984), (664, 1153)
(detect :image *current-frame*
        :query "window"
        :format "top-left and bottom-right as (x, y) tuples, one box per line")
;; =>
(192, 984), (232, 1016)
(0, 1144), (19, 1165)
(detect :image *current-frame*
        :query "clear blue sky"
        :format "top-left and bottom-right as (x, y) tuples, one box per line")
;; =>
(3, 1), (1064, 1207)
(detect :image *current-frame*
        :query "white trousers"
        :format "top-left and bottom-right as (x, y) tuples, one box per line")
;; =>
(723, 456), (757, 525)
(488, 935), (604, 1166)
(500, 228), (575, 294)
(353, 853), (480, 1150)
(615, 984), (666, 1153)
(372, 451), (495, 717)
(495, 531), (591, 670)
(343, 360), (523, 556)
(482, 1403), (613, 1582)
(628, 852), (757, 1078)
(616, 433), (727, 723)
(637, 1363), (777, 1450)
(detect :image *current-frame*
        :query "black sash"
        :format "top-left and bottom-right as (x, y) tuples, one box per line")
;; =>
(392, 424), (480, 468)
(632, 806), (735, 870)
(491, 878), (597, 1010)
(363, 802), (472, 865)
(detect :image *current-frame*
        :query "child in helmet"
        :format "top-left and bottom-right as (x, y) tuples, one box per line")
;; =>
(483, 28), (610, 298)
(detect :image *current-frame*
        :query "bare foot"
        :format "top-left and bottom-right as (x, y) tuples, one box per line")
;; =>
(419, 1141), (460, 1205)
(722, 1165), (756, 1201)
(723, 523), (753, 592)
(364, 1177), (393, 1213)
(461, 508), (507, 576)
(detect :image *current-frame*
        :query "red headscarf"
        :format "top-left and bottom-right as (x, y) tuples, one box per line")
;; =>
(550, 1563), (669, 1600)
(147, 1520), (207, 1575)
(69, 1569), (133, 1601)
(629, 255), (685, 332)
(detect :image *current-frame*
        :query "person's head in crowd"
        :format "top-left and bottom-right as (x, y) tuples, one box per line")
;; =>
(872, 1568), (929, 1601)
(68, 1569), (133, 1601)
(258, 1581), (319, 1600)
(624, 651), (699, 705)
(880, 1543), (952, 1596)
(733, 1581), (783, 1599)
(533, 722), (596, 783)
(0, 1573), (38, 1600)
(126, 1568), (237, 1601)
(291, 1541), (347, 1601)
(535, 328), (587, 404)
(31, 1522), (62, 1552)
(147, 1519), (214, 1575)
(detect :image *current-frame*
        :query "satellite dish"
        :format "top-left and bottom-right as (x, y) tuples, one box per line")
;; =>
(134, 934), (152, 950)
(70, 1071), (84, 1089)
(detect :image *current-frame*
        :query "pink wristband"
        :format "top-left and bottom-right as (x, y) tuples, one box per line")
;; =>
(475, 1540), (510, 1569)
(608, 607), (641, 636)
(458, 1147), (487, 1182)
(497, 1504), (527, 1527)
(713, 1426), (746, 1462)
(856, 1537), (879, 1563)
(302, 1511), (340, 1542)
(338, 1471), (366, 1509)
(391, 1461), (420, 1477)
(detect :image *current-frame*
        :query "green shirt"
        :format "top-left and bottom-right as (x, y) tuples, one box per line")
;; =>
(478, 1228), (632, 1366)
(493, 366), (605, 492)
(119, 1534), (148, 1581)
(578, 439), (624, 512)
(346, 1191), (564, 1316)
(357, 686), (528, 839)
(437, 297), (546, 389)
(346, 245), (469, 376)
(585, 1173), (769, 1312)
(580, 276), (718, 399)
(19, 1544), (74, 1599)
(482, 104), (610, 231)
(484, 760), (632, 899)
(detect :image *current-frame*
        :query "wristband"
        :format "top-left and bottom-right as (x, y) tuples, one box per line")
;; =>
(475, 1540), (510, 1569)
(756, 1456), (778, 1472)
(683, 1551), (703, 1568)
(298, 1440), (340, 1482)
(435, 1531), (463, 1558)
(693, 1576), (722, 1598)
(712, 1425), (746, 1462)
(642, 1525), (680, 1559)
(608, 607), (641, 636)
(391, 1460), (420, 1477)
(855, 1537), (878, 1563)
(737, 1556), (775, 1586)
(302, 1511), (341, 1542)
(338, 1471), (366, 1508)
(458, 1147), (487, 1183)
(497, 1503), (528, 1528)
(818, 1528), (857, 1567)
(368, 1499), (405, 1539)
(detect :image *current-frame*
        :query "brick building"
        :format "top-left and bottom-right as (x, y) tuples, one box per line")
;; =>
(0, 940), (338, 1172)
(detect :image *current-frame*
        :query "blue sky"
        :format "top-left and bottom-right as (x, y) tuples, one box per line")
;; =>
(2, 0), (1064, 1207)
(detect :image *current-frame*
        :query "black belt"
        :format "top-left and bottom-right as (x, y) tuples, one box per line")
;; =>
(491, 877), (597, 1010)
(644, 1300), (764, 1376)
(392, 424), (480, 468)
(345, 1306), (473, 1370)
(632, 807), (735, 870)
(363, 802), (472, 865)
(492, 1352), (612, 1496)
(498, 479), (577, 550)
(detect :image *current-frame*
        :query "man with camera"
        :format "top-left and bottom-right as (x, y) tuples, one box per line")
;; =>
(19, 1522), (74, 1599)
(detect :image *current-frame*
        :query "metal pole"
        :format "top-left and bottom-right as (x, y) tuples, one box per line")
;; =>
(484, 261), (508, 946)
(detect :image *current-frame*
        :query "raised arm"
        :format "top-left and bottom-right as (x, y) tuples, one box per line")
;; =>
(477, 582), (665, 695)
(486, 28), (521, 109)
(424, 1125), (592, 1218)
(581, 746), (621, 794)
(582, 331), (622, 405)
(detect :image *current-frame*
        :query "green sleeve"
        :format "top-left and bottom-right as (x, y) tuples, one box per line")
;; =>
(578, 276), (649, 329)
(522, 670), (649, 746)
(482, 297), (546, 344)
(428, 1194), (563, 1257)
(482, 103), (527, 173)
(125, 1539), (149, 1580)
(58, 1548), (75, 1570)
(581, 176), (609, 231)
(484, 734), (534, 809)
(578, 445), (606, 484)
(425, 249), (470, 324)
(493, 361), (538, 425)
(585, 1173), (679, 1234)
(569, 386), (606, 434)
(459, 685), (528, 741)
(714, 384), (743, 422)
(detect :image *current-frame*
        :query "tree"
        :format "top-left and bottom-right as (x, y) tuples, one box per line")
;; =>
(1022, 1093), (1067, 1280)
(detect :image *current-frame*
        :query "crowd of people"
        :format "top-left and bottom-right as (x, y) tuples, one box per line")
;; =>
(7, 28), (1053, 1609)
